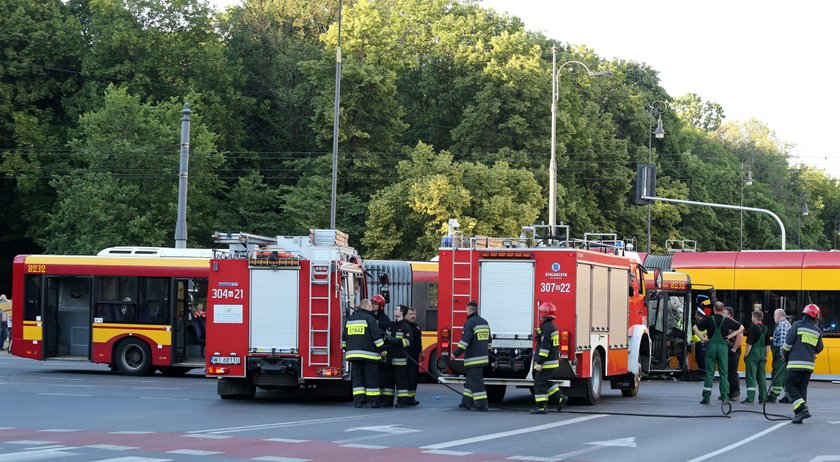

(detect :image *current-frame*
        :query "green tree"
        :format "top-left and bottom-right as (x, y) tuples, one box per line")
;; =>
(363, 142), (543, 259)
(42, 86), (224, 254)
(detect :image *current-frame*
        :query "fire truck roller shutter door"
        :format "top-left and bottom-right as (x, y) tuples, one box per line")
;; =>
(250, 269), (300, 352)
(478, 261), (535, 341)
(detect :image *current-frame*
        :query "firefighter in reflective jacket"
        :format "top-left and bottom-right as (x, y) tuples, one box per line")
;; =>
(782, 303), (824, 424)
(342, 298), (387, 408)
(389, 305), (414, 407)
(530, 302), (569, 414)
(453, 300), (490, 411)
(371, 294), (394, 406)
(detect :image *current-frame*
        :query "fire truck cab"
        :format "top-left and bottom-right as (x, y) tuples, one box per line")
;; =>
(436, 225), (651, 405)
(205, 230), (363, 400)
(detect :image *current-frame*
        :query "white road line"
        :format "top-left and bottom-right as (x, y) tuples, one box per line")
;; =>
(139, 397), (179, 400)
(5, 441), (58, 445)
(423, 449), (474, 456)
(166, 449), (223, 456)
(84, 444), (139, 451)
(0, 449), (78, 462)
(36, 393), (93, 397)
(52, 384), (96, 388)
(89, 458), (172, 462)
(182, 434), (234, 440)
(686, 421), (790, 462)
(264, 438), (309, 443)
(420, 415), (607, 450)
(37, 429), (82, 433)
(339, 444), (388, 449)
(109, 431), (157, 435)
(252, 457), (312, 462)
(191, 414), (392, 435)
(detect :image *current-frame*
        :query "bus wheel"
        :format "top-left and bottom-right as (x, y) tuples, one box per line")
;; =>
(486, 384), (506, 403)
(583, 353), (602, 405)
(115, 339), (153, 376)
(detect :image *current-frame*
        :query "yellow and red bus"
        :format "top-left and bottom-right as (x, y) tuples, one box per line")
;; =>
(365, 260), (440, 378)
(10, 247), (212, 375)
(663, 251), (839, 375)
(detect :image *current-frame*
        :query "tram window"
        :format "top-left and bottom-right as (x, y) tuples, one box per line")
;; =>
(768, 290), (798, 323)
(736, 291), (764, 326)
(804, 291), (839, 336)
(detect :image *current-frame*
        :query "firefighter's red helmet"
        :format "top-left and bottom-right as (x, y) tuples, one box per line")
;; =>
(538, 302), (557, 319)
(371, 294), (386, 308)
(803, 303), (820, 319)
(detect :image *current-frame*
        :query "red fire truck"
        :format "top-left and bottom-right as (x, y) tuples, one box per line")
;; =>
(436, 225), (651, 405)
(204, 230), (365, 400)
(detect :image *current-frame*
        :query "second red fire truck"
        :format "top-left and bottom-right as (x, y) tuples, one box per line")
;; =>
(436, 225), (652, 405)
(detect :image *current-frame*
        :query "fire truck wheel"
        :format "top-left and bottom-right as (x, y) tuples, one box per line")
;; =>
(425, 350), (440, 383)
(620, 363), (641, 397)
(486, 385), (506, 403)
(115, 338), (153, 376)
(583, 353), (603, 405)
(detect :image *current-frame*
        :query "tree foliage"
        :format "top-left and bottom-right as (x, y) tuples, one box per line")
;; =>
(1, 0), (839, 293)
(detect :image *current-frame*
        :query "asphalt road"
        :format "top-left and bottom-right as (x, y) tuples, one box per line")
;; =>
(1, 352), (839, 462)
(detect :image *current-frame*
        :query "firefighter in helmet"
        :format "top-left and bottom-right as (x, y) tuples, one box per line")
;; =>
(454, 300), (491, 411)
(530, 302), (569, 414)
(371, 294), (394, 406)
(342, 298), (387, 408)
(781, 303), (824, 423)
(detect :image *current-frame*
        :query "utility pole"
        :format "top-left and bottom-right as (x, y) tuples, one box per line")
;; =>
(174, 103), (191, 249)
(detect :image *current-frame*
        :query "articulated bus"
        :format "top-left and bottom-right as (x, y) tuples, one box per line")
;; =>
(10, 247), (212, 375)
(662, 251), (840, 375)
(365, 260), (440, 379)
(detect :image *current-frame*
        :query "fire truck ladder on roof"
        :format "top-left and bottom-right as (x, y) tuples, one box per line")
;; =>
(309, 261), (332, 367)
(450, 244), (472, 338)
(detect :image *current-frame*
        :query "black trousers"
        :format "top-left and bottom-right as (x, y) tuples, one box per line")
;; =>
(350, 360), (380, 404)
(380, 362), (394, 405)
(727, 347), (741, 396)
(394, 364), (412, 404)
(463, 366), (487, 409)
(533, 369), (562, 408)
(784, 369), (812, 413)
(407, 354), (420, 393)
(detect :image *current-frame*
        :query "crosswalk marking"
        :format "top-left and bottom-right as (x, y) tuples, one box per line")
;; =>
(84, 444), (139, 451)
(252, 457), (312, 462)
(89, 458), (172, 462)
(165, 449), (223, 456)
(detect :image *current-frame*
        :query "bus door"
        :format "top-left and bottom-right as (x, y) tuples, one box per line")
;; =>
(43, 276), (93, 360)
(173, 278), (207, 364)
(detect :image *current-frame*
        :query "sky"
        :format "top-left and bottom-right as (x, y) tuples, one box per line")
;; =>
(208, 0), (840, 178)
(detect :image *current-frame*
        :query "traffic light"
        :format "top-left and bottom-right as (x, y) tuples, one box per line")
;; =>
(635, 164), (656, 205)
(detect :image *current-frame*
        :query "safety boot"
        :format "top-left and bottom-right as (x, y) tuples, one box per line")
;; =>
(792, 409), (812, 424)
(529, 407), (547, 415)
(557, 395), (569, 412)
(779, 396), (792, 403)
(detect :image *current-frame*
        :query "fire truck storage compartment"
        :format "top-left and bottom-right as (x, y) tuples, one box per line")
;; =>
(575, 262), (629, 351)
(250, 268), (299, 352)
(479, 260), (535, 375)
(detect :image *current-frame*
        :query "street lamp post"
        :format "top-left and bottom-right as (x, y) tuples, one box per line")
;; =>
(740, 163), (753, 250)
(549, 47), (612, 234)
(646, 100), (667, 253)
(329, 0), (343, 230)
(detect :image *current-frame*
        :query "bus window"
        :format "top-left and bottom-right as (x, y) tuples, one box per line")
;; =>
(139, 278), (170, 324)
(96, 277), (138, 323)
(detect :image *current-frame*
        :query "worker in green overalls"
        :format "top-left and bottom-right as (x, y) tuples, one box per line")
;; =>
(742, 310), (771, 404)
(693, 301), (744, 404)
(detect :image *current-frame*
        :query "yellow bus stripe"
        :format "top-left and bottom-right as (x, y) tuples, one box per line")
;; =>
(24, 255), (209, 268)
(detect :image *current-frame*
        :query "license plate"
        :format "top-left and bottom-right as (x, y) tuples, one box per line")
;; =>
(210, 356), (241, 365)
